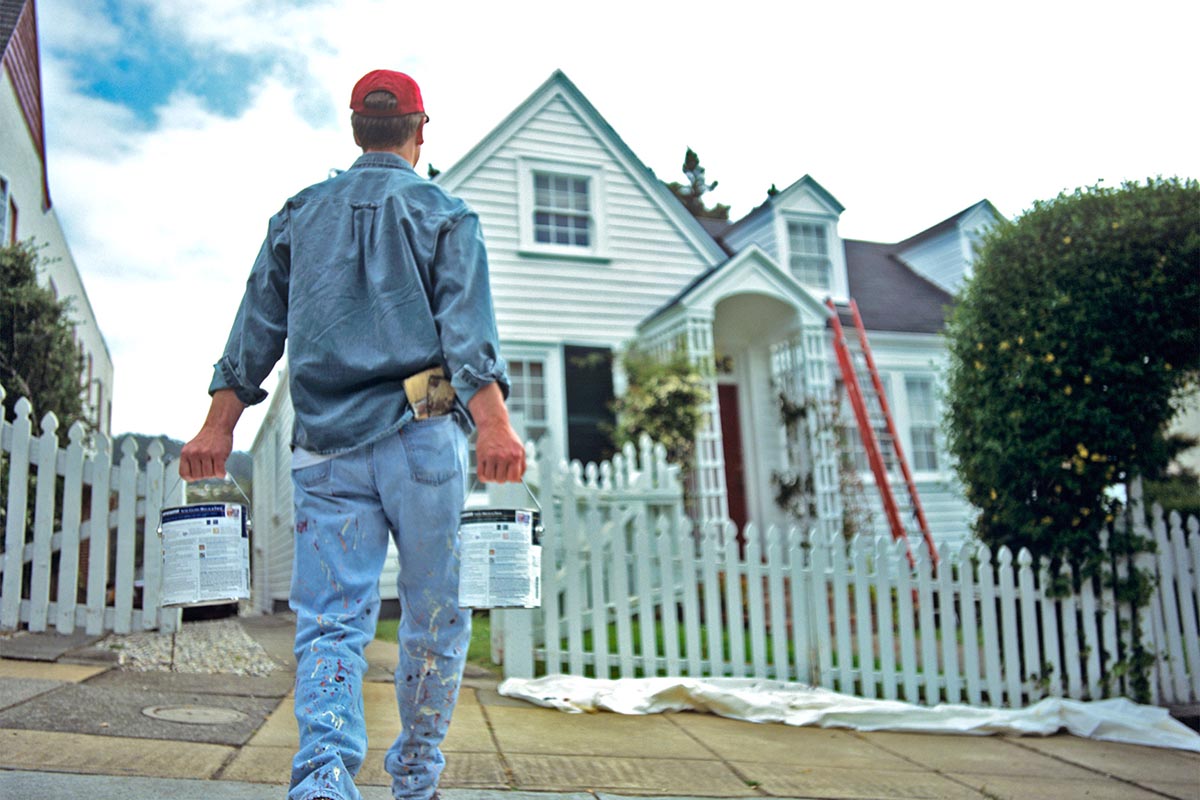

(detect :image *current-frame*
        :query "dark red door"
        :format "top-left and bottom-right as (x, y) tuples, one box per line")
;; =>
(718, 384), (748, 537)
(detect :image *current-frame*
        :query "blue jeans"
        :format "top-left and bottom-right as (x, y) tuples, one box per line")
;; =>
(288, 416), (470, 800)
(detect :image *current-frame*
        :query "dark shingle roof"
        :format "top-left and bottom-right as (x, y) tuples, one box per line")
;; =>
(843, 240), (954, 334)
(0, 0), (23, 57)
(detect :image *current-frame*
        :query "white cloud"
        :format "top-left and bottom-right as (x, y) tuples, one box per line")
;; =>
(36, 0), (1200, 453)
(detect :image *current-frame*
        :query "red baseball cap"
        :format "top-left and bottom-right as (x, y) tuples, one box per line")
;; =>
(350, 70), (425, 117)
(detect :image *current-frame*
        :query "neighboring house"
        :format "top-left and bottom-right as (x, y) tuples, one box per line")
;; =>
(0, 0), (113, 434)
(251, 70), (998, 608)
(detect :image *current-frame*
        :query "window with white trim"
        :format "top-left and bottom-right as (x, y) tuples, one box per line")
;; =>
(533, 173), (590, 247)
(518, 158), (606, 258)
(788, 221), (831, 290)
(506, 359), (550, 445)
(905, 375), (940, 471)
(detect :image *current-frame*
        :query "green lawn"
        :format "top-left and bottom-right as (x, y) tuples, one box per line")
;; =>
(374, 609), (499, 674)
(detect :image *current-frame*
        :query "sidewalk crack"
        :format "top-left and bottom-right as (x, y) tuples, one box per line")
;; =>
(476, 692), (518, 789)
(664, 712), (769, 796)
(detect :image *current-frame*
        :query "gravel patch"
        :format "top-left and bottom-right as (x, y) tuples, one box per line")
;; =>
(96, 619), (281, 676)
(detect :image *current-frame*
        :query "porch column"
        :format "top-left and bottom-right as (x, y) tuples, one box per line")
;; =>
(685, 312), (729, 524)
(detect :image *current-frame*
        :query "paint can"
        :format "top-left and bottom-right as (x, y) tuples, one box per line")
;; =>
(158, 502), (251, 608)
(458, 481), (543, 609)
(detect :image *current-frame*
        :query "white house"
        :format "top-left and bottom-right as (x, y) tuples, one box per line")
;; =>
(249, 70), (998, 610)
(1, 0), (114, 434)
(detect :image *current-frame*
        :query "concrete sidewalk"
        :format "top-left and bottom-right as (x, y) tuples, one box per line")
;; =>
(0, 615), (1196, 800)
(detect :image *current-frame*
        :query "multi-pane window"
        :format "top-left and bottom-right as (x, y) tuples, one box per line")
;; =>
(506, 359), (549, 445)
(788, 221), (831, 290)
(905, 375), (940, 471)
(533, 173), (590, 247)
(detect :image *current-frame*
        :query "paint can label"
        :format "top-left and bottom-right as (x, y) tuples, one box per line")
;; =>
(458, 508), (542, 609)
(159, 503), (251, 607)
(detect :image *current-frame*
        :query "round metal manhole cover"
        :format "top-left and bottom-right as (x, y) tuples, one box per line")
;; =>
(141, 705), (249, 725)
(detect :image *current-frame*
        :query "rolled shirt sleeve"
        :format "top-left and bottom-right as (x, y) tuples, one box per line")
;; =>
(207, 208), (291, 405)
(428, 210), (510, 411)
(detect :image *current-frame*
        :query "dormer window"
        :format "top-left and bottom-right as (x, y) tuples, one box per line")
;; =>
(788, 221), (831, 290)
(518, 157), (608, 260)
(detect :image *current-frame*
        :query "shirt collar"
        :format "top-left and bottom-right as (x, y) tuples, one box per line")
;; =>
(350, 152), (416, 172)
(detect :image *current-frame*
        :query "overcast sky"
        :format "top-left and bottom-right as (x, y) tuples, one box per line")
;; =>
(37, 0), (1199, 452)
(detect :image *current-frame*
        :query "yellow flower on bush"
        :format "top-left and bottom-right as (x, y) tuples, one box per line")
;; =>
(1076, 443), (1089, 458)
(999, 341), (1010, 351)
(1044, 353), (1056, 363)
(1062, 236), (1072, 245)
(1041, 516), (1053, 525)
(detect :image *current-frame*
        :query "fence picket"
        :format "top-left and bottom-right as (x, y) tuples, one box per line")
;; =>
(55, 423), (86, 633)
(1038, 557), (1062, 698)
(722, 521), (745, 678)
(875, 536), (898, 701)
(830, 532), (854, 693)
(1097, 530), (1119, 699)
(608, 516), (635, 677)
(1016, 549), (1041, 702)
(790, 529), (814, 685)
(562, 482), (585, 676)
(977, 546), (1003, 706)
(852, 535), (876, 698)
(656, 516), (681, 676)
(700, 522), (724, 676)
(894, 539), (919, 703)
(28, 413), (60, 631)
(140, 440), (166, 631)
(84, 436), (112, 635)
(1168, 512), (1200, 700)
(745, 526), (768, 679)
(959, 541), (981, 706)
(916, 540), (939, 705)
(586, 504), (609, 679)
(1, 397), (33, 630)
(635, 508), (658, 676)
(113, 437), (139, 634)
(542, 478), (566, 675)
(767, 527), (789, 681)
(1078, 569), (1101, 699)
(809, 533), (833, 687)
(938, 547), (961, 704)
(1060, 562), (1083, 699)
(678, 517), (703, 677)
(996, 547), (1021, 706)
(1152, 506), (1189, 702)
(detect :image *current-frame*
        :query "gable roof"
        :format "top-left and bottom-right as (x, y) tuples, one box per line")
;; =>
(437, 69), (727, 266)
(842, 239), (954, 334)
(719, 174), (845, 247)
(896, 199), (1001, 253)
(640, 245), (831, 332)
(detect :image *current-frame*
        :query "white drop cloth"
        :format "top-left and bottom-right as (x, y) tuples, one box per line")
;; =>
(498, 675), (1200, 752)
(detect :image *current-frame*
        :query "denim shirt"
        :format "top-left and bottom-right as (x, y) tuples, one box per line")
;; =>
(209, 152), (509, 454)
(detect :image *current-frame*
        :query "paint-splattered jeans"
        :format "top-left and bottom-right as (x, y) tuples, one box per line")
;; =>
(289, 415), (471, 800)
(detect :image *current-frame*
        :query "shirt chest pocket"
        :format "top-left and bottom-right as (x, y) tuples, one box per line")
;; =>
(400, 418), (461, 486)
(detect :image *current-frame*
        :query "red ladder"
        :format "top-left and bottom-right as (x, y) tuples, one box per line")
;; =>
(826, 298), (938, 566)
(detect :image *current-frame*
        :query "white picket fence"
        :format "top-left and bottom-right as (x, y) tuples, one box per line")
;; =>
(0, 387), (184, 636)
(497, 439), (1200, 709)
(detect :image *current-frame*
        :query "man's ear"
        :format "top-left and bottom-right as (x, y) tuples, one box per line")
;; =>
(416, 119), (425, 147)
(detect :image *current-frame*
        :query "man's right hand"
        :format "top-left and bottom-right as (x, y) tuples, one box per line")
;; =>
(467, 381), (526, 483)
(180, 390), (245, 481)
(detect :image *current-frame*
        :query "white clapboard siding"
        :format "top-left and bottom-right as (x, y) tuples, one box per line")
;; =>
(0, 384), (183, 636)
(498, 445), (1200, 708)
(455, 94), (716, 348)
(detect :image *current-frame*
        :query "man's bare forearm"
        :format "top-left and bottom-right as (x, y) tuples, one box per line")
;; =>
(180, 389), (245, 480)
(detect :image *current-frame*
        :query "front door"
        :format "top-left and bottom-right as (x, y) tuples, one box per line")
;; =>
(718, 384), (748, 537)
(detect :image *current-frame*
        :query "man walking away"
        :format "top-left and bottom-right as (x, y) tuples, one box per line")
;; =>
(180, 69), (524, 800)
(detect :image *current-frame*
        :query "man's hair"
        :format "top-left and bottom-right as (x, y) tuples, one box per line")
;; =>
(351, 90), (425, 149)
